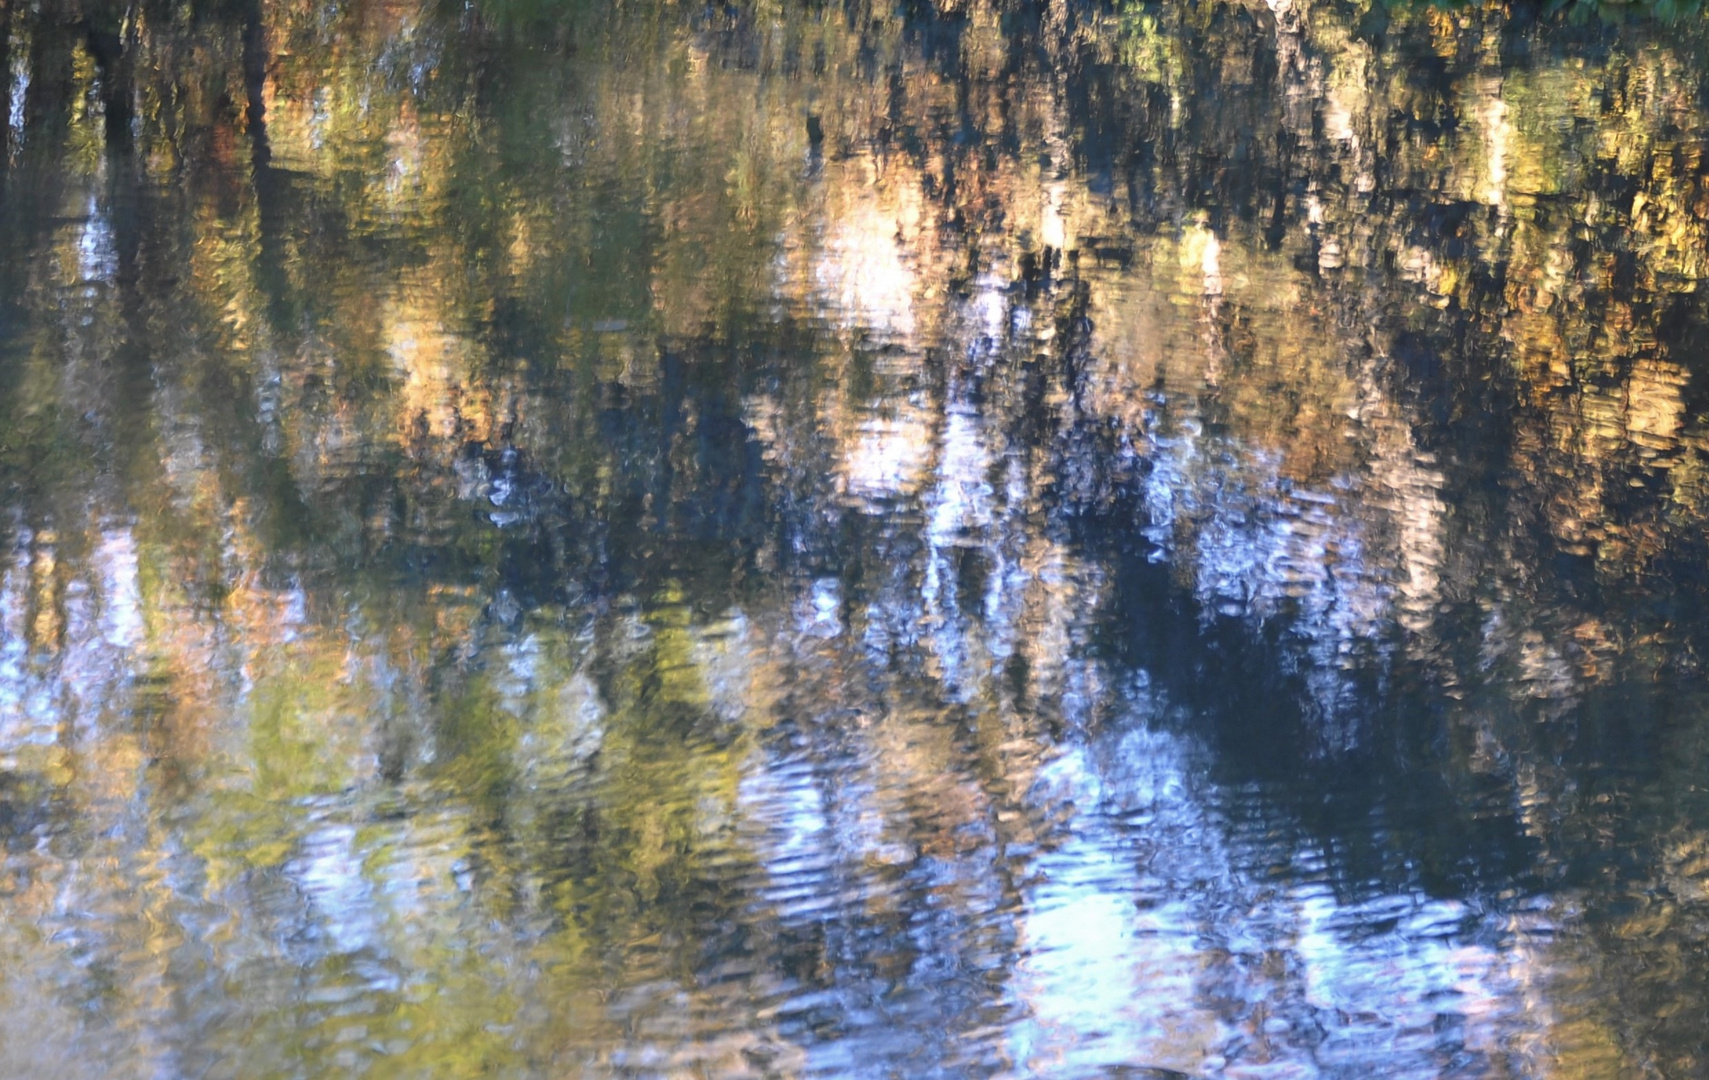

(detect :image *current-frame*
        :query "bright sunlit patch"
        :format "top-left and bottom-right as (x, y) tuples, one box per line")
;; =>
(839, 405), (935, 503)
(808, 163), (923, 339)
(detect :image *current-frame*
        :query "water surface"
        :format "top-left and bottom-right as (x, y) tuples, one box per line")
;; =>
(3, 0), (1709, 1075)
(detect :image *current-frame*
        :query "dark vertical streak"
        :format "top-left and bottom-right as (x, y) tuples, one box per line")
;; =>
(238, 0), (313, 549)
(240, 0), (296, 335)
(83, 0), (132, 154)
(241, 0), (271, 169)
(1265, 126), (1290, 251)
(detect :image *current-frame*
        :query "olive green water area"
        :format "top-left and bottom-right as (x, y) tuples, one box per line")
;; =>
(6, 0), (1709, 1074)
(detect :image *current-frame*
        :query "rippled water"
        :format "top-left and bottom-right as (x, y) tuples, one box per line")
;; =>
(4, 0), (1709, 1075)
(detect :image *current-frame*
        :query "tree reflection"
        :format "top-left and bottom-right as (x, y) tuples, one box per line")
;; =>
(2, 0), (1709, 1073)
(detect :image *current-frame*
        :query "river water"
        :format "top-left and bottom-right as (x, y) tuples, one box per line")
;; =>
(2, 0), (1708, 1075)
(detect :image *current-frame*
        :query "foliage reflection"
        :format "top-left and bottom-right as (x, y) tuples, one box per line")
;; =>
(3, 0), (1709, 1074)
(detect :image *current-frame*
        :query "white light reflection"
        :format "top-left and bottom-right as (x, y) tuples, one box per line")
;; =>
(7, 56), (25, 149)
(77, 197), (117, 284)
(1006, 710), (1555, 1079)
(809, 182), (920, 340)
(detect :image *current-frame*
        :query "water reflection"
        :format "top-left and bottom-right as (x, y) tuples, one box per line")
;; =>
(3, 0), (1709, 1074)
